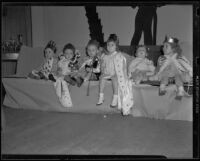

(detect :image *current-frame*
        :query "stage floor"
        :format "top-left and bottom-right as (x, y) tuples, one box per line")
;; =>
(1, 107), (192, 158)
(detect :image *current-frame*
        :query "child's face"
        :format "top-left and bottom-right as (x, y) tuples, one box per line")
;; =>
(44, 48), (54, 59)
(163, 42), (173, 55)
(87, 45), (98, 58)
(107, 41), (117, 53)
(63, 49), (74, 60)
(136, 47), (147, 58)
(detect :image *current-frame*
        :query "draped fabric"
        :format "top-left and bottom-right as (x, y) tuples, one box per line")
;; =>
(114, 52), (141, 116)
(54, 77), (73, 108)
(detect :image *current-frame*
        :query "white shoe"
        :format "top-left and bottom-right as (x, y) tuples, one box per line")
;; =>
(97, 93), (104, 105)
(159, 84), (167, 96)
(110, 95), (118, 108)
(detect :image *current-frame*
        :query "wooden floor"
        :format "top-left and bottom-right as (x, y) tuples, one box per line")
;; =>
(1, 107), (192, 158)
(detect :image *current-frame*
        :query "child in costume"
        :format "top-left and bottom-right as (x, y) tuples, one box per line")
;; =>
(28, 40), (58, 81)
(128, 45), (155, 84)
(79, 39), (101, 82)
(53, 43), (83, 108)
(97, 34), (135, 115)
(151, 36), (193, 98)
(54, 43), (84, 87)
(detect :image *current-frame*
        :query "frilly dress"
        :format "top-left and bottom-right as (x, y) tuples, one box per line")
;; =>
(128, 57), (155, 82)
(101, 51), (141, 116)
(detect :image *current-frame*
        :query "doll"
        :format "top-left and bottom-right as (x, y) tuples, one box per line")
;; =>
(28, 40), (58, 81)
(97, 34), (134, 115)
(128, 45), (155, 84)
(150, 36), (193, 98)
(79, 39), (101, 82)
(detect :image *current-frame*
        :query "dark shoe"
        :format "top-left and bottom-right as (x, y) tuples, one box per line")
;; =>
(175, 95), (183, 100)
(64, 76), (76, 86)
(76, 77), (84, 87)
(159, 89), (166, 96)
(48, 74), (56, 82)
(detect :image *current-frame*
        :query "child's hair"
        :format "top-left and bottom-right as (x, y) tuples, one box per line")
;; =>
(134, 45), (148, 57)
(43, 40), (57, 57)
(107, 34), (119, 51)
(163, 36), (182, 56)
(63, 43), (76, 55)
(86, 39), (100, 56)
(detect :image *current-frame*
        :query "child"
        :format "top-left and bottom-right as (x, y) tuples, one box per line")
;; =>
(55, 43), (84, 87)
(79, 39), (101, 82)
(128, 45), (155, 84)
(97, 34), (134, 115)
(53, 43), (83, 108)
(28, 40), (58, 80)
(151, 36), (193, 98)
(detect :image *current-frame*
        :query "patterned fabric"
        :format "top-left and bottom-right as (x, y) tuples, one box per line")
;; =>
(54, 77), (73, 108)
(30, 57), (58, 79)
(113, 52), (139, 116)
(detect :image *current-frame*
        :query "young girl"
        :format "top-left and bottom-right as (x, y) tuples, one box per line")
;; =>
(53, 43), (83, 108)
(79, 39), (101, 82)
(128, 45), (155, 84)
(97, 34), (134, 115)
(55, 43), (84, 87)
(28, 40), (58, 80)
(151, 36), (193, 98)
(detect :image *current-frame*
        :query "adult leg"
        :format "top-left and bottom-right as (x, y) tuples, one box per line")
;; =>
(130, 13), (143, 46)
(143, 15), (153, 45)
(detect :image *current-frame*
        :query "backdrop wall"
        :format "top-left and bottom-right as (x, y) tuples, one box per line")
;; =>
(31, 5), (192, 61)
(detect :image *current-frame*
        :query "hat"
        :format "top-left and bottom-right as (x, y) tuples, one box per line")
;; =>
(45, 40), (57, 53)
(163, 36), (179, 44)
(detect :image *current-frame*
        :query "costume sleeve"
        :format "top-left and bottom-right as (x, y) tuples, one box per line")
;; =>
(177, 56), (193, 76)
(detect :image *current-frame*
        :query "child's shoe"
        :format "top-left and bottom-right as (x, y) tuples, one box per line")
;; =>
(159, 84), (167, 96)
(176, 86), (185, 100)
(96, 93), (104, 105)
(110, 94), (118, 108)
(76, 76), (84, 87)
(64, 76), (76, 86)
(48, 74), (56, 82)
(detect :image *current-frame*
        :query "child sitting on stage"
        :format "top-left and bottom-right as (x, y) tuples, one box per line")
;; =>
(96, 34), (134, 115)
(79, 39), (101, 82)
(28, 40), (58, 80)
(55, 43), (84, 87)
(128, 45), (155, 84)
(151, 36), (193, 98)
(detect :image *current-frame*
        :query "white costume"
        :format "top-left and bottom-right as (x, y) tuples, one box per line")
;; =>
(101, 51), (140, 116)
(54, 56), (73, 108)
(128, 57), (155, 83)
